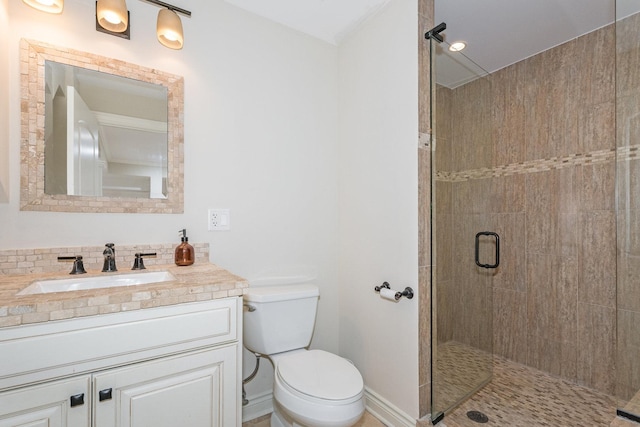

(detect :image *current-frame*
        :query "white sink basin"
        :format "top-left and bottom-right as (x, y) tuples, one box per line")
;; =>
(17, 271), (176, 295)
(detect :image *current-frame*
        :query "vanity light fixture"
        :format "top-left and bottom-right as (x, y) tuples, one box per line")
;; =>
(22, 0), (64, 14)
(449, 41), (467, 52)
(26, 0), (190, 50)
(96, 0), (130, 39)
(156, 8), (184, 49)
(144, 0), (191, 50)
(94, 0), (190, 49)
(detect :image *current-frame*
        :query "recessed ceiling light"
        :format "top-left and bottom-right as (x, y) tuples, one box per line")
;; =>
(449, 41), (466, 52)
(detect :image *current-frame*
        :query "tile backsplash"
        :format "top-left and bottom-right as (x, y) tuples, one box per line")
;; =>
(0, 243), (209, 275)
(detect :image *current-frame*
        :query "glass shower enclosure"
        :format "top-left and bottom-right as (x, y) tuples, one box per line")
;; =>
(428, 31), (496, 422)
(616, 1), (640, 422)
(428, 2), (640, 424)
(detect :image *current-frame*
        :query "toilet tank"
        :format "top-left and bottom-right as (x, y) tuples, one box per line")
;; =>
(243, 284), (319, 355)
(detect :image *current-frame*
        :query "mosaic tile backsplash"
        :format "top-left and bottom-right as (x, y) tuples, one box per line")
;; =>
(0, 243), (209, 275)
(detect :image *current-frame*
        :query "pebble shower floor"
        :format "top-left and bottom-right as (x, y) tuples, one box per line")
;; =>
(434, 342), (636, 427)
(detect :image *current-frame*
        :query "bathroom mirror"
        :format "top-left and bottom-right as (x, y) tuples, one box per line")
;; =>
(20, 39), (184, 213)
(44, 61), (168, 199)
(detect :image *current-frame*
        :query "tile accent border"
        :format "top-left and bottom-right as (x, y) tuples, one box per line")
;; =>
(20, 39), (185, 213)
(435, 146), (639, 182)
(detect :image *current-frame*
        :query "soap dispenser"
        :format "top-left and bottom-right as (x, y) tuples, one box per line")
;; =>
(175, 229), (195, 266)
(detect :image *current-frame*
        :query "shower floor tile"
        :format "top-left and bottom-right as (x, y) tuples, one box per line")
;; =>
(433, 341), (493, 414)
(440, 354), (619, 427)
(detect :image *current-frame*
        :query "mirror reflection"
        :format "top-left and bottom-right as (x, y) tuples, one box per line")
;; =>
(44, 61), (168, 199)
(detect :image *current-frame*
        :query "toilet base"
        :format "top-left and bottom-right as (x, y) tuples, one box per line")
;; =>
(270, 401), (296, 427)
(270, 410), (288, 427)
(270, 398), (364, 427)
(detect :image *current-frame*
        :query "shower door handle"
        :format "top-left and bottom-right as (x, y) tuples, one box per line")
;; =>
(475, 232), (500, 269)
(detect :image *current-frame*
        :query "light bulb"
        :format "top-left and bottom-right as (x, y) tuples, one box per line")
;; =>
(103, 11), (122, 25)
(22, 0), (63, 14)
(163, 31), (179, 42)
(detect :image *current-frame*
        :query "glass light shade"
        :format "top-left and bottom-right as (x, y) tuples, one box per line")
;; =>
(157, 9), (184, 50)
(22, 0), (63, 14)
(97, 0), (128, 33)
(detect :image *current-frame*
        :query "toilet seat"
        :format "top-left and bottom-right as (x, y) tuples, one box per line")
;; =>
(276, 349), (364, 404)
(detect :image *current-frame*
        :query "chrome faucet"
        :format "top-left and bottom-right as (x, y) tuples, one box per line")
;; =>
(102, 243), (117, 272)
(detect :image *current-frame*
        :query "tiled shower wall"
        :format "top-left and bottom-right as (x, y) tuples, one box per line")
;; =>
(434, 22), (617, 397)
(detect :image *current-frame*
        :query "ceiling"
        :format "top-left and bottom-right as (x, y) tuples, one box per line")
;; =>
(223, 0), (391, 45)
(434, 0), (616, 87)
(224, 0), (640, 88)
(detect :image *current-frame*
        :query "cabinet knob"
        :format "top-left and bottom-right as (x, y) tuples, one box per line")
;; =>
(99, 388), (113, 401)
(70, 393), (85, 407)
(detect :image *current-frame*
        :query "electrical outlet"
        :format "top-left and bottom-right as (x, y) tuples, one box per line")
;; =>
(208, 209), (230, 231)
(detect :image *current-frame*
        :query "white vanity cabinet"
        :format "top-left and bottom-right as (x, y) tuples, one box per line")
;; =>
(93, 345), (236, 427)
(0, 375), (90, 427)
(0, 297), (242, 427)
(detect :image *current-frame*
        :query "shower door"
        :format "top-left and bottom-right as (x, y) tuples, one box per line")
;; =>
(429, 33), (495, 422)
(616, 2), (640, 422)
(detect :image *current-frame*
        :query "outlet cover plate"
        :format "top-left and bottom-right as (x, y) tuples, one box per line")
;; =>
(208, 209), (230, 231)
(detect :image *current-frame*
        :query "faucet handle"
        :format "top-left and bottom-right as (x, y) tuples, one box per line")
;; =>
(102, 243), (118, 272)
(103, 244), (114, 257)
(132, 252), (157, 270)
(58, 255), (87, 275)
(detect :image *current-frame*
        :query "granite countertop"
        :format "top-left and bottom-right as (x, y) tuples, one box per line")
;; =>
(0, 262), (249, 328)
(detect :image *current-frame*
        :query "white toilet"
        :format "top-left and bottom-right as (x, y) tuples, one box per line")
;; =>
(243, 284), (365, 427)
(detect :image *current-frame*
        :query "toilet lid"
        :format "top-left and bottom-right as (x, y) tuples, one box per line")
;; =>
(276, 350), (364, 401)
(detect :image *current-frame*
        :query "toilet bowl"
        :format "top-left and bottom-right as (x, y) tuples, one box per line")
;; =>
(243, 284), (366, 427)
(270, 350), (365, 427)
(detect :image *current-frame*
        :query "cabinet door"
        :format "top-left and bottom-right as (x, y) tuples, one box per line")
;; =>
(0, 376), (90, 427)
(94, 345), (237, 427)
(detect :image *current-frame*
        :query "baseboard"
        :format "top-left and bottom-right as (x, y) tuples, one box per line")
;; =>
(242, 390), (274, 423)
(365, 387), (416, 427)
(241, 387), (416, 427)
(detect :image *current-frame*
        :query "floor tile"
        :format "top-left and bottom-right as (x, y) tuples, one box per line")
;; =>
(242, 410), (385, 427)
(441, 350), (618, 426)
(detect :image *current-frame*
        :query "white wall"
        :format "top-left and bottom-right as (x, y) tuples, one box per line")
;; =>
(3, 0), (340, 406)
(0, 0), (8, 203)
(338, 0), (420, 420)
